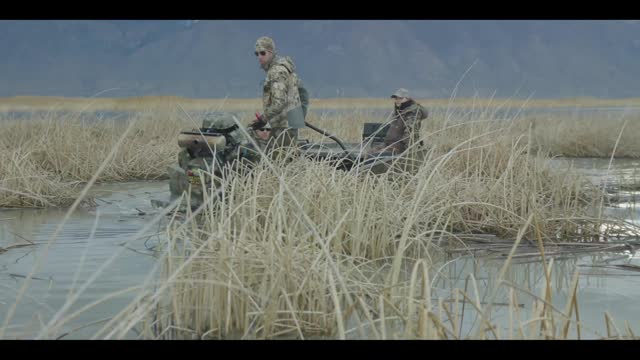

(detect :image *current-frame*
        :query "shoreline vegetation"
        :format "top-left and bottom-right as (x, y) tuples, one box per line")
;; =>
(1, 97), (639, 339)
(2, 95), (640, 112)
(1, 98), (640, 208)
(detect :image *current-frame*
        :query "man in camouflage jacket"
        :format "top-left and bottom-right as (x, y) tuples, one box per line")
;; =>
(253, 36), (308, 160)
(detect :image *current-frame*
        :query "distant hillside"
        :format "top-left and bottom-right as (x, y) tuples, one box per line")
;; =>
(1, 20), (639, 99)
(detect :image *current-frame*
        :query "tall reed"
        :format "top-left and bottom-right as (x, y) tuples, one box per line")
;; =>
(121, 116), (623, 339)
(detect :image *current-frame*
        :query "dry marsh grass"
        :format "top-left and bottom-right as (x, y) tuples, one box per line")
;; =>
(525, 114), (640, 158)
(3, 96), (640, 112)
(2, 101), (639, 339)
(4, 103), (637, 207)
(88, 118), (632, 340)
(0, 112), (190, 207)
(109, 166), (632, 339)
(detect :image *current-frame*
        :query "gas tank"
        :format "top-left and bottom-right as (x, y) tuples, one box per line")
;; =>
(177, 130), (227, 153)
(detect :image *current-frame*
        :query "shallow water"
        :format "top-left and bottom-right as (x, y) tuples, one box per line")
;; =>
(0, 158), (639, 339)
(419, 157), (640, 339)
(339, 248), (640, 340)
(423, 249), (640, 339)
(0, 182), (170, 339)
(551, 157), (640, 225)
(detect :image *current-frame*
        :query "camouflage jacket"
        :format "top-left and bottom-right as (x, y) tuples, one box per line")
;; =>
(383, 99), (428, 153)
(262, 55), (305, 129)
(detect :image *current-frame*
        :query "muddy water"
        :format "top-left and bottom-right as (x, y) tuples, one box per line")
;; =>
(1, 159), (639, 339)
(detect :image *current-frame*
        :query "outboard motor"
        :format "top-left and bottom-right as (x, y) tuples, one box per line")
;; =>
(168, 112), (253, 210)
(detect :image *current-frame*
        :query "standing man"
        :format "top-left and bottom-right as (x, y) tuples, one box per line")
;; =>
(252, 36), (308, 161)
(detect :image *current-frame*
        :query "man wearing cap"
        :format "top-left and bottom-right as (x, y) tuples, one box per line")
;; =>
(252, 36), (309, 161)
(379, 88), (429, 155)
(249, 121), (271, 150)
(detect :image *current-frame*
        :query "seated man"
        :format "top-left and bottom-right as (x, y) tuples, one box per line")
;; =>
(248, 118), (272, 152)
(372, 88), (428, 155)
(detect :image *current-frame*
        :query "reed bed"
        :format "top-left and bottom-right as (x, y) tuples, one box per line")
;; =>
(524, 114), (640, 158)
(87, 116), (635, 340)
(3, 96), (640, 208)
(0, 111), (192, 207)
(0, 145), (80, 208)
(3, 96), (640, 112)
(2, 100), (639, 339)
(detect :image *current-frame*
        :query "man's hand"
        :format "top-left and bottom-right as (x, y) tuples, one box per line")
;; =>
(255, 112), (266, 122)
(250, 112), (268, 130)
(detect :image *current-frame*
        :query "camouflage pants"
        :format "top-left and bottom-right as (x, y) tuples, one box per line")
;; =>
(267, 128), (299, 162)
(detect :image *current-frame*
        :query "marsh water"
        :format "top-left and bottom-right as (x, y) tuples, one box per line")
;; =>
(1, 158), (639, 339)
(0, 182), (169, 339)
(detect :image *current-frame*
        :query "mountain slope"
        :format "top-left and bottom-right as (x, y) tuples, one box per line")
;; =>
(1, 20), (639, 98)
